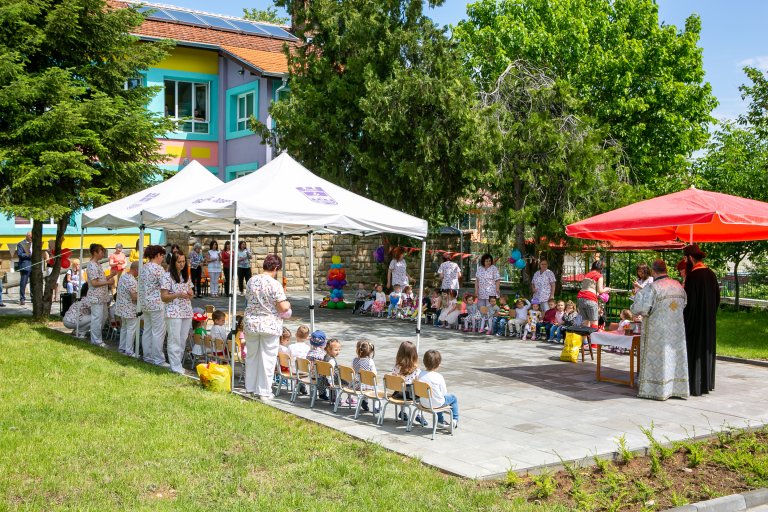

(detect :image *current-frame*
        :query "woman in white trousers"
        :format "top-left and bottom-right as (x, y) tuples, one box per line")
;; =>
(161, 251), (194, 374)
(243, 254), (291, 399)
(206, 240), (222, 297)
(139, 246), (168, 366)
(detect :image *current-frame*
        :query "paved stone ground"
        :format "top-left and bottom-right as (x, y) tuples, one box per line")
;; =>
(12, 289), (768, 480)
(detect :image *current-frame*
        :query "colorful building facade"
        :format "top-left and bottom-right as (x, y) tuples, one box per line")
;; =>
(1, 3), (293, 252)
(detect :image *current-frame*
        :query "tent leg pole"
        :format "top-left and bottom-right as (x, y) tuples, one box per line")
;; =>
(75, 229), (85, 338)
(135, 225), (145, 358)
(309, 232), (315, 332)
(416, 239), (427, 353)
(228, 231), (234, 332)
(281, 233), (286, 285)
(232, 220), (240, 393)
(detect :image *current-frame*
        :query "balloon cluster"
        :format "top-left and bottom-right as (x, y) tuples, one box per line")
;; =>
(325, 255), (347, 309)
(47, 248), (72, 269)
(507, 248), (526, 270)
(372, 245), (386, 264)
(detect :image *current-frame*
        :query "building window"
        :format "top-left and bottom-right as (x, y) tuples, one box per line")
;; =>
(236, 91), (255, 132)
(164, 80), (209, 134)
(234, 169), (254, 179)
(14, 216), (56, 228)
(124, 77), (142, 90)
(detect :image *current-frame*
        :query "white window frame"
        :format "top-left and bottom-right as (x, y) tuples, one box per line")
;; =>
(14, 216), (56, 228)
(236, 91), (255, 132)
(164, 79), (210, 134)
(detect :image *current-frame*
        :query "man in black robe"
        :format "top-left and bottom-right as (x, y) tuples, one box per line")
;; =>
(682, 244), (720, 396)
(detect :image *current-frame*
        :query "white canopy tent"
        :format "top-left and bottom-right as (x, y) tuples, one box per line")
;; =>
(143, 152), (430, 388)
(80, 161), (224, 353)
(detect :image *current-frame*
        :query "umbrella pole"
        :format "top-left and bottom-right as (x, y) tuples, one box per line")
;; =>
(75, 228), (85, 338)
(231, 219), (240, 393)
(135, 224), (145, 358)
(309, 231), (315, 332)
(415, 239), (427, 353)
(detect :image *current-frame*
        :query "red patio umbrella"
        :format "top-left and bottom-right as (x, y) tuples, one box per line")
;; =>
(566, 187), (768, 243)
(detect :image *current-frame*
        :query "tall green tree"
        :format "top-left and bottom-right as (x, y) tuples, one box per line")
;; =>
(0, 0), (173, 319)
(693, 65), (768, 308)
(258, 0), (491, 226)
(454, 0), (717, 187)
(480, 62), (633, 290)
(243, 6), (289, 25)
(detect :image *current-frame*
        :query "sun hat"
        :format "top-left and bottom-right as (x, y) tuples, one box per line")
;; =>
(310, 330), (327, 347)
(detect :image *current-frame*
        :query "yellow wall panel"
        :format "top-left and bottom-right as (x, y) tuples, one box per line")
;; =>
(156, 47), (218, 75)
(190, 147), (211, 159)
(164, 145), (184, 157)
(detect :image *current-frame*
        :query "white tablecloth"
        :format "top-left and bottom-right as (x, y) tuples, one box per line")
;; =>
(590, 331), (637, 350)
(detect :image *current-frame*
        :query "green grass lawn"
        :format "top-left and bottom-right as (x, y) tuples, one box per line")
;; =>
(717, 308), (768, 360)
(0, 318), (553, 512)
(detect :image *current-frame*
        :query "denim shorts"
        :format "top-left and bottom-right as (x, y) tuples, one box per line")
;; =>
(577, 298), (598, 322)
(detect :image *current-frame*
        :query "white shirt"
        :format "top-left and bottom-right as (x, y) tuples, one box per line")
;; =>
(210, 324), (229, 341)
(207, 250), (221, 273)
(288, 341), (310, 361)
(418, 370), (447, 408)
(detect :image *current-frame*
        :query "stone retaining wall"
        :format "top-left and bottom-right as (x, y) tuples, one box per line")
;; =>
(169, 231), (461, 293)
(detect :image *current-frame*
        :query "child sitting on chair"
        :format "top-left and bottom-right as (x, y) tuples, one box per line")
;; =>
(462, 294), (480, 332)
(521, 300), (542, 340)
(353, 282), (369, 314)
(509, 298), (530, 338)
(209, 310), (228, 342)
(371, 284), (386, 315)
(321, 338), (343, 402)
(536, 299), (558, 341)
(353, 339), (376, 412)
(399, 285), (415, 319)
(481, 296), (499, 334)
(278, 327), (291, 373)
(493, 296), (510, 336)
(418, 349), (459, 429)
(388, 284), (402, 318)
(437, 290), (459, 328)
(307, 330), (329, 400)
(390, 341), (425, 425)
(552, 300), (576, 343)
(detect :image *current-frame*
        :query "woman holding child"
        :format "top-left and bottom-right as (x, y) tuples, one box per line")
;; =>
(244, 254), (291, 400)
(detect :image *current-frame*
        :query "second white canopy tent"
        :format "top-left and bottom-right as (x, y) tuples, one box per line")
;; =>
(141, 152), (430, 366)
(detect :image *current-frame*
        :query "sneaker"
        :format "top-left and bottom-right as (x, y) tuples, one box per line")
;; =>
(346, 397), (358, 407)
(438, 419), (452, 428)
(92, 341), (106, 348)
(0, 303), (5, 307)
(360, 400), (370, 412)
(157, 361), (171, 368)
(495, 332), (502, 336)
(399, 410), (409, 422)
(124, 351), (135, 357)
(257, 393), (274, 401)
(414, 414), (428, 427)
(373, 405), (381, 415)
(318, 393), (330, 401)
(453, 419), (459, 429)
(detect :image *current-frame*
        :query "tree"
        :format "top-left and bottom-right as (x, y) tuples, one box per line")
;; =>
(479, 62), (634, 290)
(258, 0), (491, 226)
(243, 7), (289, 25)
(0, 0), (173, 319)
(454, 0), (717, 188)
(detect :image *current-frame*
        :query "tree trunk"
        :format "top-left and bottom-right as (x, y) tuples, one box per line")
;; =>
(41, 216), (70, 317)
(513, 174), (528, 294)
(30, 221), (45, 320)
(551, 250), (565, 297)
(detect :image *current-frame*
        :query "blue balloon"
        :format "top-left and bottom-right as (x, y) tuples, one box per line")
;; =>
(511, 249), (522, 260)
(515, 258), (526, 269)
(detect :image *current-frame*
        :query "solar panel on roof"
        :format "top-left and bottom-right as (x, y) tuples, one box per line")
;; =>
(162, 9), (206, 25)
(252, 23), (295, 39)
(139, 6), (176, 21)
(195, 14), (239, 30)
(227, 19), (270, 35)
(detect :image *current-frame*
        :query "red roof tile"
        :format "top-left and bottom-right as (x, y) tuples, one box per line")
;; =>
(111, 1), (295, 75)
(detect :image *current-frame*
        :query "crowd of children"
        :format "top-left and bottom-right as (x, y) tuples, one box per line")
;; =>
(276, 326), (460, 430)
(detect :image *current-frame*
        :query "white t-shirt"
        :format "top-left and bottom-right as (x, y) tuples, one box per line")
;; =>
(289, 341), (310, 361)
(417, 370), (447, 408)
(210, 324), (229, 341)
